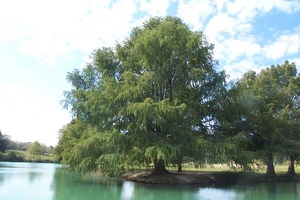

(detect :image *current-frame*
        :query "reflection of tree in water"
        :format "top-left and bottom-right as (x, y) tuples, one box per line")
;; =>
(27, 172), (41, 184)
(50, 168), (203, 200)
(0, 164), (5, 186)
(240, 182), (300, 200)
(50, 169), (125, 200)
(0, 174), (4, 186)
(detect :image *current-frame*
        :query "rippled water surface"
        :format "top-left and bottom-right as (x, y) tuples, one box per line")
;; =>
(0, 162), (299, 200)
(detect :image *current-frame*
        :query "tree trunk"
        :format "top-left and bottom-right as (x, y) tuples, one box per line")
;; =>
(287, 155), (296, 175)
(177, 155), (183, 172)
(152, 158), (168, 176)
(177, 162), (182, 172)
(266, 152), (276, 176)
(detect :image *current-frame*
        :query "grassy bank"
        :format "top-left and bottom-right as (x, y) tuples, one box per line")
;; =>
(173, 163), (300, 174)
(122, 170), (300, 185)
(0, 150), (55, 163)
(122, 163), (300, 184)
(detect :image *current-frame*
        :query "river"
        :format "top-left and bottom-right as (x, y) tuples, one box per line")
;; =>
(0, 162), (299, 199)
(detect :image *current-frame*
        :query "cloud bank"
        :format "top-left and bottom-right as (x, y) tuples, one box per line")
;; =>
(1, 0), (300, 145)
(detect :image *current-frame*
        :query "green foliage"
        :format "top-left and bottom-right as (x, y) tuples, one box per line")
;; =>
(57, 16), (226, 176)
(56, 16), (300, 178)
(5, 150), (25, 162)
(218, 61), (300, 175)
(0, 130), (8, 153)
(27, 141), (42, 159)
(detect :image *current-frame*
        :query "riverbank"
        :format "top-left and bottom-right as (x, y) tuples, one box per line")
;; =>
(121, 170), (300, 185)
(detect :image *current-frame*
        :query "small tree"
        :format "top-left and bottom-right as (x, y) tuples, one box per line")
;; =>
(27, 141), (42, 159)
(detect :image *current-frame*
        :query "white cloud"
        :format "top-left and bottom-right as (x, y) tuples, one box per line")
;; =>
(216, 37), (261, 63)
(273, 0), (300, 13)
(205, 13), (240, 41)
(177, 0), (215, 30)
(211, 0), (229, 13)
(226, 0), (300, 18)
(0, 0), (141, 65)
(223, 60), (262, 80)
(290, 58), (300, 66)
(139, 0), (170, 16)
(263, 32), (300, 60)
(226, 0), (259, 20)
(193, 0), (300, 80)
(1, 0), (201, 67)
(289, 57), (300, 72)
(1, 0), (299, 66)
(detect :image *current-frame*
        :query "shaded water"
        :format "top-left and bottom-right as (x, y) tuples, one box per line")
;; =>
(0, 162), (299, 199)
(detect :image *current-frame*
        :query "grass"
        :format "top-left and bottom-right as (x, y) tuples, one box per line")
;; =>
(1, 150), (55, 163)
(167, 163), (300, 175)
(15, 150), (54, 161)
(127, 163), (300, 184)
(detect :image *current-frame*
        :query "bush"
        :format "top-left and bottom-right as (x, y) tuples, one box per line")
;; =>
(6, 151), (25, 162)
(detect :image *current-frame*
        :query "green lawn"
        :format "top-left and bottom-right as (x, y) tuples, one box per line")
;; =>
(1, 150), (55, 163)
(168, 163), (300, 174)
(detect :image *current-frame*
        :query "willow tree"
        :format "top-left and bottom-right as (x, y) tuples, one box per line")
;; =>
(58, 16), (226, 176)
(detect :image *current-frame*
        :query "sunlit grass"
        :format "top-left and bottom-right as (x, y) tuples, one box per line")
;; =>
(166, 163), (300, 175)
(3, 150), (54, 162)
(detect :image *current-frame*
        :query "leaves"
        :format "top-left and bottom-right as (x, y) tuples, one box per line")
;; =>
(218, 61), (300, 173)
(56, 16), (227, 175)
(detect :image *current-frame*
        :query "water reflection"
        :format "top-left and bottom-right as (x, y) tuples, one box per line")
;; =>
(1, 162), (300, 200)
(27, 171), (39, 183)
(121, 181), (134, 199)
(240, 182), (300, 200)
(50, 168), (203, 200)
(0, 162), (60, 200)
(51, 169), (124, 200)
(198, 187), (245, 199)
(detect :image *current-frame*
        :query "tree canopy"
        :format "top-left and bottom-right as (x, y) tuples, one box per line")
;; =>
(56, 16), (300, 177)
(27, 141), (42, 159)
(218, 61), (300, 176)
(57, 16), (226, 175)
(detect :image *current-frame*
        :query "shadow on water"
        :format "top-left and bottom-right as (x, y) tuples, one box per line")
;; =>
(50, 169), (239, 200)
(51, 168), (124, 200)
(1, 162), (300, 200)
(51, 168), (210, 200)
(27, 171), (41, 184)
(51, 170), (300, 200)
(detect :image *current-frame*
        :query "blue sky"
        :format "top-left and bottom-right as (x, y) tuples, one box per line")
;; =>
(0, 0), (300, 146)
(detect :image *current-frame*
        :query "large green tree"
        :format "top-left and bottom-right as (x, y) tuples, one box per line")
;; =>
(58, 16), (226, 176)
(227, 61), (300, 176)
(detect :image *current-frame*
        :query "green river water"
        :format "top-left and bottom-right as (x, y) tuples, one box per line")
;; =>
(0, 162), (299, 200)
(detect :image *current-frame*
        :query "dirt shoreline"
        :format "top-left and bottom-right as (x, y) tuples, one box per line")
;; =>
(121, 170), (300, 185)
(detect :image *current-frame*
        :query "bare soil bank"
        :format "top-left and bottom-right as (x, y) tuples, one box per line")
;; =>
(121, 171), (300, 185)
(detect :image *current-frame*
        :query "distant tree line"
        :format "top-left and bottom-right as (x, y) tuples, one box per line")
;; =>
(0, 130), (7, 153)
(0, 130), (53, 162)
(54, 16), (300, 177)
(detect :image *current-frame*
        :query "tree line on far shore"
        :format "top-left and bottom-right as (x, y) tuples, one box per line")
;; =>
(0, 130), (53, 162)
(54, 16), (300, 177)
